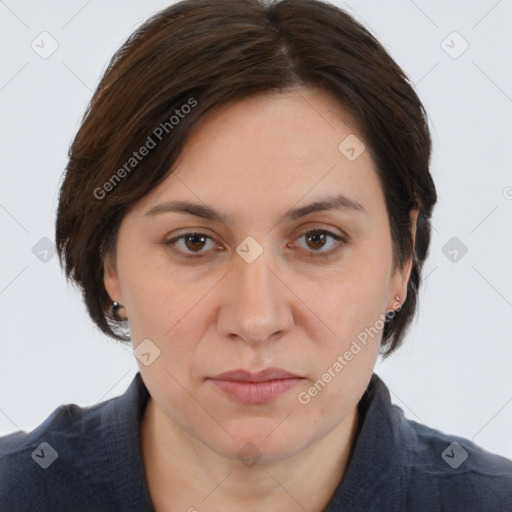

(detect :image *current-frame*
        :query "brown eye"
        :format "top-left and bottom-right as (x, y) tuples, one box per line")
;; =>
(164, 232), (216, 259)
(182, 233), (208, 252)
(294, 229), (347, 258)
(305, 231), (328, 250)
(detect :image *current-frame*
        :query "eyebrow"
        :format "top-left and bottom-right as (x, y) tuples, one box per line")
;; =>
(143, 193), (365, 224)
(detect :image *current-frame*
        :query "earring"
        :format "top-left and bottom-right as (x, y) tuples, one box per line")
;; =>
(112, 301), (124, 321)
(385, 295), (402, 322)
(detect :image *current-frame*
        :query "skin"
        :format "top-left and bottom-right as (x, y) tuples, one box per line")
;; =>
(104, 86), (418, 512)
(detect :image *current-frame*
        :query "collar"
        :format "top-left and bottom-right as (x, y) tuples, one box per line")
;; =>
(325, 373), (406, 511)
(101, 372), (154, 511)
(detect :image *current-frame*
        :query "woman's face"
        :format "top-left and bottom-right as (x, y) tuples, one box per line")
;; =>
(104, 86), (415, 463)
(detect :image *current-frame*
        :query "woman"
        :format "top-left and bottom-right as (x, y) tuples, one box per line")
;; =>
(1, 0), (511, 510)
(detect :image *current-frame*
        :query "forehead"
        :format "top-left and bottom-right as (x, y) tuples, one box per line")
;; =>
(132, 87), (384, 220)
(175, 86), (361, 170)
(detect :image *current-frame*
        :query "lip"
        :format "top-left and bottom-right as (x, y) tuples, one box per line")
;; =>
(210, 368), (301, 382)
(208, 368), (304, 404)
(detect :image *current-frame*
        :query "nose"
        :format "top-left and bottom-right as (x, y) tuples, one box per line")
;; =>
(217, 249), (294, 344)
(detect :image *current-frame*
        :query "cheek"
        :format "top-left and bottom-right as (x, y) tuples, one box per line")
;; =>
(291, 246), (390, 392)
(298, 250), (391, 340)
(120, 265), (214, 382)
(297, 280), (383, 423)
(116, 244), (194, 338)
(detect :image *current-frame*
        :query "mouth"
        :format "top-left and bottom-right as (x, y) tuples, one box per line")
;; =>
(207, 368), (304, 404)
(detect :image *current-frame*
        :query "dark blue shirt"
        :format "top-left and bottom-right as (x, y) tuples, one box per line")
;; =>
(1, 372), (511, 511)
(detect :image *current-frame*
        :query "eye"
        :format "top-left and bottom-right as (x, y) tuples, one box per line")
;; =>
(164, 232), (218, 259)
(164, 229), (347, 261)
(292, 229), (347, 257)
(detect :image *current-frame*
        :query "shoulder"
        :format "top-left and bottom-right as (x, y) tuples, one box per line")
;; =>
(391, 404), (512, 510)
(0, 400), (117, 511)
(360, 374), (512, 511)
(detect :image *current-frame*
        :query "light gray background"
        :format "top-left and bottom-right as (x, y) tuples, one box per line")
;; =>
(1, 0), (511, 460)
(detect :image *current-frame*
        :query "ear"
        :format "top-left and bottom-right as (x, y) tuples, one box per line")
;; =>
(388, 208), (419, 308)
(103, 256), (123, 305)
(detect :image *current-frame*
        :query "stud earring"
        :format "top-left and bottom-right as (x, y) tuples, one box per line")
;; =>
(112, 301), (125, 321)
(385, 295), (402, 322)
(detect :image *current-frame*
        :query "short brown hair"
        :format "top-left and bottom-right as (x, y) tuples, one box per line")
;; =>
(55, 0), (437, 358)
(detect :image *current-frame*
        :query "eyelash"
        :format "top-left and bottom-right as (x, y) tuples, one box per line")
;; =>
(163, 229), (348, 260)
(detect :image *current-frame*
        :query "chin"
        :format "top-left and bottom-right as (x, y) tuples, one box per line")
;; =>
(205, 422), (311, 465)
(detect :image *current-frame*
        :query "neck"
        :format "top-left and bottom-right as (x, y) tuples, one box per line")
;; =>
(141, 397), (359, 512)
